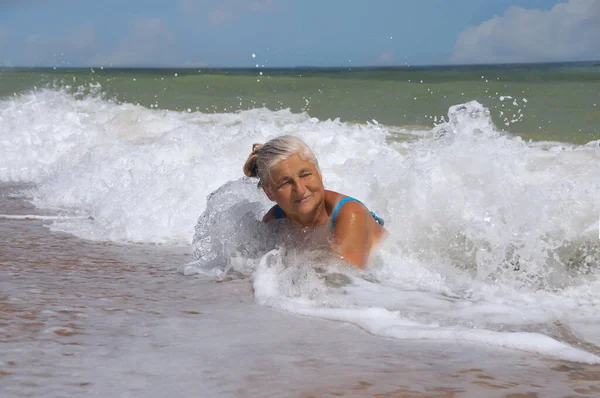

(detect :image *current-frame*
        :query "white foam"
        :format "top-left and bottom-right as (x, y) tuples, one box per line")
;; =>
(250, 249), (600, 364)
(1, 88), (394, 243)
(2, 88), (599, 363)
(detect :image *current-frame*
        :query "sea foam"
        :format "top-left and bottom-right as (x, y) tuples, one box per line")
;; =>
(2, 88), (599, 363)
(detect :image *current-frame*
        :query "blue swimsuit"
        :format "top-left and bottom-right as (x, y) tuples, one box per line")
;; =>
(275, 197), (384, 230)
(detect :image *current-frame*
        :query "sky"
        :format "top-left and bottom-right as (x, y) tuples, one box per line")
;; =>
(0, 0), (598, 67)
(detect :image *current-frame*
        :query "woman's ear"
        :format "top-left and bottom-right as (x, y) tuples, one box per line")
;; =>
(262, 186), (275, 201)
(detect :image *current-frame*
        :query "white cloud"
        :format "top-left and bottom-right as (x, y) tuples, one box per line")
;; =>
(452, 0), (600, 64)
(0, 27), (9, 53)
(181, 0), (197, 13)
(90, 18), (176, 67)
(69, 23), (96, 53)
(182, 59), (208, 67)
(181, 0), (283, 27)
(13, 22), (96, 66)
(369, 51), (397, 66)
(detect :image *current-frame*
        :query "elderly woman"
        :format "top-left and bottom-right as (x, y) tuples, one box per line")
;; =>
(243, 135), (386, 268)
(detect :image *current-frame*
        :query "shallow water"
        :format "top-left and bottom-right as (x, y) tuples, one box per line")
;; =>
(2, 185), (600, 398)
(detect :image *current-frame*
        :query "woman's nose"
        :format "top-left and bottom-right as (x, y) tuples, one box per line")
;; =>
(294, 180), (307, 195)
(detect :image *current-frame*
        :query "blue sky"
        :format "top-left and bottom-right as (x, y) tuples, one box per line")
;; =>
(0, 0), (598, 67)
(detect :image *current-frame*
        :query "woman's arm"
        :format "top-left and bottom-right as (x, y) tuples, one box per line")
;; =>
(331, 201), (373, 269)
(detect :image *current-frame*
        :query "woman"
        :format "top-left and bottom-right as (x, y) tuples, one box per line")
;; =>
(243, 135), (386, 269)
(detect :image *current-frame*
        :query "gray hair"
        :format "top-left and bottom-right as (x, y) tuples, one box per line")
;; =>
(243, 135), (319, 187)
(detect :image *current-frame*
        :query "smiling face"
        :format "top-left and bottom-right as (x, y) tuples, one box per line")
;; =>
(263, 153), (325, 224)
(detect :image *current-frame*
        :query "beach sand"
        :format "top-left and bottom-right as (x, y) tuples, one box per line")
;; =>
(1, 189), (599, 398)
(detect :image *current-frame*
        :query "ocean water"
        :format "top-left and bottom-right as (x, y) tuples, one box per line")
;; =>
(1, 64), (600, 396)
(2, 63), (599, 144)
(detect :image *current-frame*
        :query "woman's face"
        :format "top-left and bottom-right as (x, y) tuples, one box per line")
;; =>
(263, 154), (325, 220)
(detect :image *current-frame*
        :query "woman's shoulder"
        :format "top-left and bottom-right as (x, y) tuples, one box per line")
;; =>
(262, 204), (280, 222)
(327, 191), (387, 248)
(325, 191), (370, 217)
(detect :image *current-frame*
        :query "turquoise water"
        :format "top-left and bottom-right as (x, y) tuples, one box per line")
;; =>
(1, 62), (599, 144)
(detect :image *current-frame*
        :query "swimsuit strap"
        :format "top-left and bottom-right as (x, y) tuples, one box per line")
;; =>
(275, 199), (385, 228)
(275, 205), (284, 219)
(370, 211), (385, 227)
(331, 197), (385, 230)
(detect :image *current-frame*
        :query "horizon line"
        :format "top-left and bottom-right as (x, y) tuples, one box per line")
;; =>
(1, 59), (599, 71)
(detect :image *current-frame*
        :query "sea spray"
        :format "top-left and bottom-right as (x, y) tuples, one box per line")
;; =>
(2, 87), (599, 362)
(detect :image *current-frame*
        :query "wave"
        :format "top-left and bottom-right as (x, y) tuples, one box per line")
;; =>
(2, 87), (599, 362)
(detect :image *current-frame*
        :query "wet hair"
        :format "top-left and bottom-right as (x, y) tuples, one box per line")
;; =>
(243, 135), (319, 187)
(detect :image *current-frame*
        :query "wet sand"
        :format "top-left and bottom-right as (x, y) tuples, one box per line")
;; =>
(1, 185), (599, 397)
